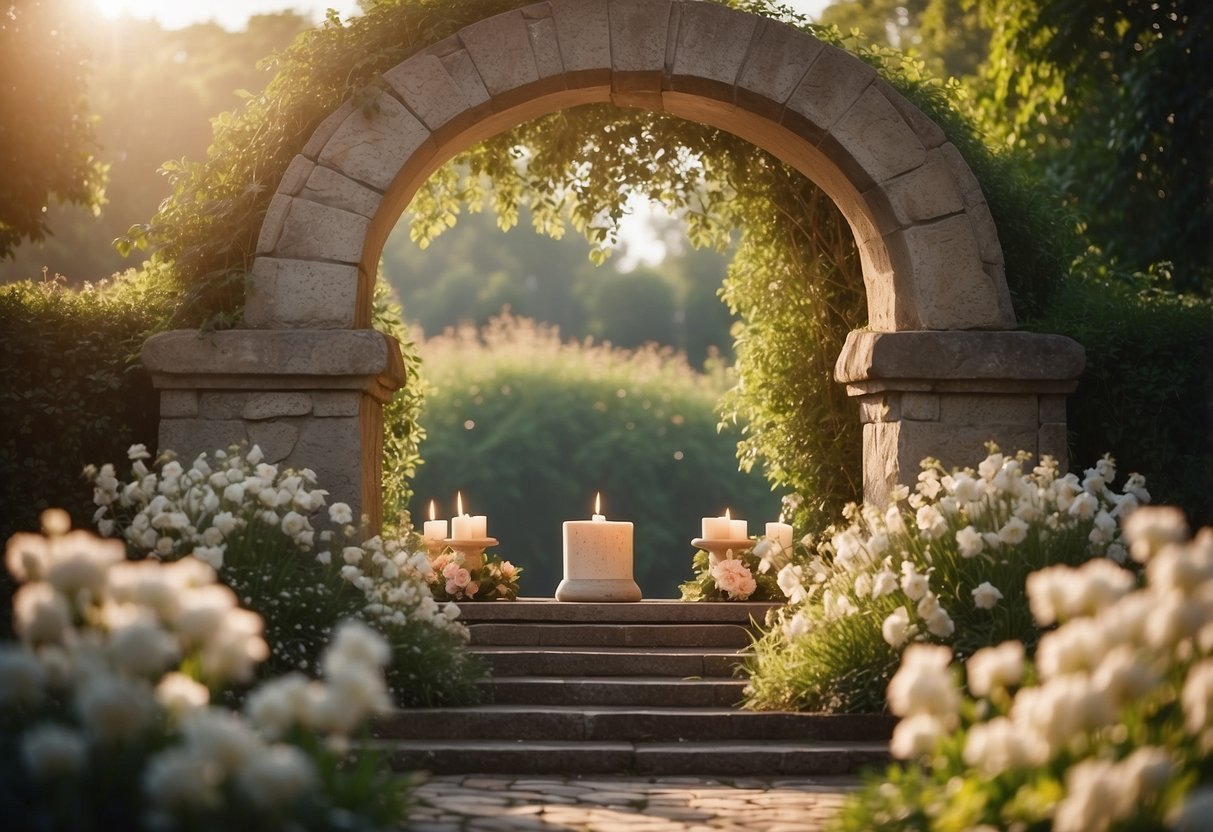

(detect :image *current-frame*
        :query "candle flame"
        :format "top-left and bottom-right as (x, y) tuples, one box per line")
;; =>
(429, 499), (436, 522)
(456, 491), (464, 516)
(725, 507), (731, 520)
(595, 492), (601, 515)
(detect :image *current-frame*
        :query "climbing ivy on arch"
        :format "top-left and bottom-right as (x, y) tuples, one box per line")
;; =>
(137, 0), (1076, 530)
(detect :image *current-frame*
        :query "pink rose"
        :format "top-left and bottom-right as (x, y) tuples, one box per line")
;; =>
(453, 568), (471, 589)
(465, 581), (479, 598)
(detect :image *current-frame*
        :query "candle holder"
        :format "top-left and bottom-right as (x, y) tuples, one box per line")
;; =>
(691, 537), (756, 568)
(423, 539), (447, 561)
(442, 537), (498, 572)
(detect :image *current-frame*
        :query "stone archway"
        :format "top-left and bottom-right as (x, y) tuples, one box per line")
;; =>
(143, 0), (1084, 525)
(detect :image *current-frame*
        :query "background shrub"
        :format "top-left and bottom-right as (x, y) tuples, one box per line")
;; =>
(404, 315), (778, 598)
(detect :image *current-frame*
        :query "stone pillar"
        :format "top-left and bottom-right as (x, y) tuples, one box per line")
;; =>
(142, 329), (405, 530)
(835, 330), (1085, 505)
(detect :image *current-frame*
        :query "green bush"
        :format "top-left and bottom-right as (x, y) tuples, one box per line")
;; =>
(1027, 266), (1213, 526)
(405, 315), (779, 598)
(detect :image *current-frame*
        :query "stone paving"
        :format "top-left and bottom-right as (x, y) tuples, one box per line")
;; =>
(405, 773), (862, 831)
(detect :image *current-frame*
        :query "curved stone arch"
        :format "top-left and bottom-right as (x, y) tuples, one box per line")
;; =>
(146, 0), (1084, 527)
(246, 0), (1014, 334)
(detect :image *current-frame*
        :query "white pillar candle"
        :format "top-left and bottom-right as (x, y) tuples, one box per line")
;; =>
(766, 522), (794, 551)
(556, 494), (641, 602)
(423, 500), (447, 543)
(449, 492), (487, 540)
(729, 516), (748, 540)
(702, 508), (732, 540)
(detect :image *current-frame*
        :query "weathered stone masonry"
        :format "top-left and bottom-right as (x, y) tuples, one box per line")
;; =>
(144, 0), (1084, 523)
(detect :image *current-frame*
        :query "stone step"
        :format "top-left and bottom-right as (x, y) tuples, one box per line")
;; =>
(470, 647), (749, 678)
(374, 706), (896, 744)
(456, 600), (779, 626)
(483, 676), (748, 708)
(468, 622), (754, 649)
(372, 739), (891, 776)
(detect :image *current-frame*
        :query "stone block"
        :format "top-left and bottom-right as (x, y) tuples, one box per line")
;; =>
(143, 329), (396, 379)
(292, 416), (365, 515)
(299, 166), (382, 218)
(984, 261), (1017, 325)
(939, 394), (1037, 427)
(243, 393), (313, 421)
(383, 54), (476, 134)
(783, 44), (875, 142)
(608, 0), (672, 92)
(312, 391), (361, 417)
(458, 10), (542, 107)
(277, 155), (315, 196)
(967, 197), (1005, 265)
(893, 214), (1009, 330)
(669, 2), (758, 100)
(245, 257), (360, 330)
(735, 19), (824, 120)
(272, 199), (369, 264)
(874, 78), (946, 149)
(159, 418), (248, 461)
(160, 390), (198, 418)
(894, 420), (1038, 480)
(1038, 423), (1069, 470)
(858, 395), (898, 424)
(422, 38), (492, 114)
(301, 101), (354, 160)
(248, 421), (300, 464)
(827, 83), (927, 190)
(550, 0), (611, 85)
(877, 149), (965, 230)
(901, 392), (940, 422)
(317, 92), (431, 192)
(1039, 395), (1067, 424)
(198, 393), (253, 420)
(525, 13), (565, 83)
(862, 422), (901, 505)
(938, 141), (985, 206)
(834, 330), (1087, 385)
(254, 193), (292, 255)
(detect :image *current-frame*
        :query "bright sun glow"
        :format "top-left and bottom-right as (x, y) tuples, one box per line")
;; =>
(91, 0), (364, 30)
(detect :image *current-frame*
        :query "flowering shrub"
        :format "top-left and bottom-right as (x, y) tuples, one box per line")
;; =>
(833, 506), (1213, 831)
(745, 449), (1146, 712)
(679, 538), (796, 602)
(429, 549), (522, 602)
(88, 443), (483, 706)
(0, 511), (411, 830)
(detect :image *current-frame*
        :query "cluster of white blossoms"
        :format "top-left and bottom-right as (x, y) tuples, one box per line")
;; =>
(710, 557), (758, 601)
(884, 505), (1213, 832)
(774, 451), (1145, 651)
(3, 513), (396, 823)
(90, 444), (469, 639)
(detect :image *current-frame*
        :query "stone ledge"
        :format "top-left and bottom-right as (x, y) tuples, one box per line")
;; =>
(143, 329), (405, 387)
(835, 330), (1085, 385)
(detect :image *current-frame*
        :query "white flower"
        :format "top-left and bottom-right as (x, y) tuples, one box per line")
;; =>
(1036, 619), (1106, 679)
(1067, 491), (1098, 520)
(174, 584), (239, 645)
(180, 707), (261, 770)
(776, 563), (807, 604)
(246, 445), (264, 466)
(76, 674), (155, 743)
(962, 715), (1046, 776)
(925, 607), (954, 638)
(342, 546), (364, 566)
(13, 583), (72, 646)
(784, 612), (810, 639)
(1122, 505), (1188, 563)
(889, 712), (947, 760)
(900, 562), (929, 601)
(236, 744), (316, 810)
(1182, 660), (1213, 737)
(127, 443), (152, 461)
(328, 502), (354, 525)
(997, 516), (1029, 545)
(887, 644), (959, 722)
(245, 673), (311, 740)
(915, 505), (947, 540)
(108, 620), (180, 678)
(21, 724), (87, 780)
(882, 606), (911, 649)
(199, 609), (269, 685)
(971, 581), (1003, 610)
(949, 473), (982, 503)
(871, 568), (897, 598)
(1088, 509), (1118, 546)
(222, 483), (245, 505)
(0, 647), (46, 709)
(155, 672), (211, 716)
(853, 572), (872, 598)
(956, 525), (984, 558)
(966, 641), (1025, 697)
(193, 545), (225, 570)
(281, 511), (307, 538)
(143, 747), (224, 811)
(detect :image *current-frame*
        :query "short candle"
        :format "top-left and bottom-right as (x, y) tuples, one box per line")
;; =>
(422, 500), (448, 543)
(450, 492), (487, 540)
(702, 509), (733, 540)
(556, 493), (641, 602)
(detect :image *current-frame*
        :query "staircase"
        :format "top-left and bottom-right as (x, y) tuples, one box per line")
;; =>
(372, 600), (893, 776)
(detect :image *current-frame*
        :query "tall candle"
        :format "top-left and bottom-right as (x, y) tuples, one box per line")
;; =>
(766, 521), (793, 551)
(450, 492), (488, 540)
(556, 493), (641, 602)
(423, 500), (448, 543)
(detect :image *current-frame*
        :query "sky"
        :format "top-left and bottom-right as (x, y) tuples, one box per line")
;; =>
(92, 0), (830, 30)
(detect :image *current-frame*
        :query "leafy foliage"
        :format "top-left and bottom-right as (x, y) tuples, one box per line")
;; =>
(0, 0), (107, 257)
(406, 315), (778, 598)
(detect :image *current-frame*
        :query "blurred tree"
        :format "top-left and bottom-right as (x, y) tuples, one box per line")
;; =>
(820, 0), (989, 79)
(0, 0), (106, 258)
(974, 0), (1212, 291)
(2, 12), (308, 281)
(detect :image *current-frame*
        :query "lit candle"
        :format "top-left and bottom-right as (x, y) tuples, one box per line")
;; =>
(702, 508), (733, 540)
(423, 500), (448, 543)
(450, 492), (487, 540)
(556, 493), (641, 602)
(766, 521), (793, 551)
